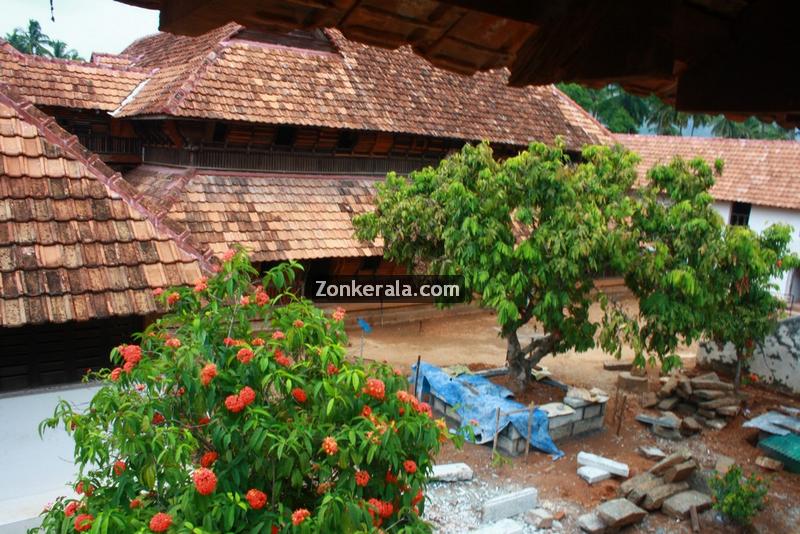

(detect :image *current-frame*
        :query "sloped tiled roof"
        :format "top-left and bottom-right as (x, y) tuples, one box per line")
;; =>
(0, 41), (149, 112)
(114, 24), (612, 149)
(0, 86), (211, 326)
(125, 166), (383, 262)
(616, 134), (800, 211)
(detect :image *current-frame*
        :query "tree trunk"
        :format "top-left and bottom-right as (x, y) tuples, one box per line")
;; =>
(505, 331), (556, 391)
(506, 331), (530, 390)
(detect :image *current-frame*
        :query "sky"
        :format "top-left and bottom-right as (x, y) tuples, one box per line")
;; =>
(1, 0), (159, 58)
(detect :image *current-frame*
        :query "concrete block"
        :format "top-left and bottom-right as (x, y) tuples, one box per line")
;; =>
(597, 498), (647, 528)
(618, 371), (649, 393)
(584, 403), (603, 418)
(469, 518), (525, 534)
(564, 396), (592, 409)
(573, 415), (605, 435)
(548, 422), (574, 441)
(431, 463), (474, 482)
(662, 490), (713, 519)
(577, 451), (629, 477)
(577, 512), (607, 533)
(578, 465), (611, 484)
(482, 487), (538, 523)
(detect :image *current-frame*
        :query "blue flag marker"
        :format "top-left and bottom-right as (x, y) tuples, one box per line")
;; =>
(357, 318), (372, 334)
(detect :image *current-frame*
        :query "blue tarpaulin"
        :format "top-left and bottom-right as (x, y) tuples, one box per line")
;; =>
(412, 362), (563, 458)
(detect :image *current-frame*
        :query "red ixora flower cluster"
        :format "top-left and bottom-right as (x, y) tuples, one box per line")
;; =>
(355, 470), (370, 487)
(149, 512), (172, 532)
(327, 363), (339, 375)
(255, 286), (269, 306)
(396, 390), (433, 418)
(292, 319), (304, 328)
(246, 488), (267, 510)
(221, 249), (236, 262)
(200, 451), (218, 468)
(64, 501), (80, 517)
(321, 436), (338, 456)
(119, 344), (142, 373)
(274, 349), (292, 367)
(225, 386), (256, 413)
(367, 498), (394, 526)
(192, 467), (218, 495)
(236, 348), (254, 364)
(363, 378), (385, 401)
(75, 481), (94, 496)
(403, 460), (417, 474)
(193, 276), (208, 293)
(291, 508), (310, 526)
(113, 460), (126, 476)
(332, 306), (346, 321)
(74, 513), (93, 532)
(272, 330), (285, 340)
(109, 367), (123, 382)
(166, 292), (180, 306)
(200, 363), (217, 386)
(251, 337), (265, 346)
(164, 337), (181, 349)
(240, 295), (250, 306)
(291, 387), (307, 403)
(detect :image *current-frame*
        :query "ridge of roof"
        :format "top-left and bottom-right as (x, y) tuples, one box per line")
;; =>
(614, 133), (800, 147)
(0, 83), (216, 272)
(0, 39), (152, 74)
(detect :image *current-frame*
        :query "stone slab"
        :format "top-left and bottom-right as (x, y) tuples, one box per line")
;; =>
(663, 460), (697, 482)
(641, 391), (659, 408)
(704, 418), (728, 430)
(620, 472), (662, 505)
(619, 372), (649, 393)
(642, 481), (690, 510)
(482, 487), (538, 523)
(603, 360), (633, 371)
(650, 450), (692, 475)
(756, 456), (784, 471)
(577, 451), (629, 477)
(597, 498), (647, 528)
(638, 446), (666, 460)
(431, 463), (474, 482)
(690, 378), (733, 391)
(577, 512), (607, 534)
(636, 413), (680, 429)
(715, 455), (735, 474)
(578, 465), (612, 484)
(469, 518), (525, 534)
(662, 490), (713, 519)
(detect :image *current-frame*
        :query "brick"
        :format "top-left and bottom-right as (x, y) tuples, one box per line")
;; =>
(578, 466), (612, 484)
(577, 452), (629, 477)
(524, 508), (554, 529)
(469, 518), (525, 534)
(597, 498), (647, 528)
(482, 488), (538, 523)
(431, 463), (474, 482)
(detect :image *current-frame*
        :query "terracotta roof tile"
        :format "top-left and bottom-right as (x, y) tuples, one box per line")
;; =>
(125, 166), (382, 263)
(0, 41), (148, 111)
(115, 25), (611, 149)
(0, 85), (209, 326)
(616, 134), (800, 211)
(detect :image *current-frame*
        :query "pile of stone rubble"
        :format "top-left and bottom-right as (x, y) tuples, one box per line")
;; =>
(577, 450), (712, 533)
(635, 372), (741, 439)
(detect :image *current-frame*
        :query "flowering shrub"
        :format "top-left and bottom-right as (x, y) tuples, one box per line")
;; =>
(34, 249), (455, 533)
(709, 464), (769, 525)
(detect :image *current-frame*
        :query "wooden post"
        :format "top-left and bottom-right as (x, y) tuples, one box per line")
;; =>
(525, 406), (534, 460)
(491, 407), (501, 460)
(616, 394), (628, 436)
(690, 505), (700, 532)
(412, 355), (422, 397)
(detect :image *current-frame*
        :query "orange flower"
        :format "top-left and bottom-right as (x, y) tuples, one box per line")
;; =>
(166, 292), (180, 305)
(200, 363), (217, 386)
(149, 512), (172, 532)
(293, 319), (304, 328)
(129, 498), (141, 509)
(74, 514), (93, 532)
(403, 460), (417, 474)
(292, 388), (307, 403)
(355, 470), (370, 487)
(200, 451), (218, 468)
(110, 367), (123, 382)
(363, 378), (385, 401)
(165, 337), (181, 349)
(113, 460), (126, 476)
(321, 436), (338, 456)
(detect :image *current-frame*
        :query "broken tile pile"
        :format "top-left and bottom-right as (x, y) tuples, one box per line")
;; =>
(578, 450), (712, 533)
(636, 372), (741, 439)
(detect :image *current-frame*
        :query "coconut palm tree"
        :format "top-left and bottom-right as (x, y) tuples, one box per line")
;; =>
(49, 40), (82, 60)
(5, 20), (52, 56)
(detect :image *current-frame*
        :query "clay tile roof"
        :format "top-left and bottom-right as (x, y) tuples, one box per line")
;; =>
(114, 25), (611, 149)
(616, 134), (800, 211)
(124, 166), (383, 263)
(0, 40), (148, 112)
(0, 85), (211, 327)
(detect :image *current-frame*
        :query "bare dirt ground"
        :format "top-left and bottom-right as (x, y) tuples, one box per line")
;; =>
(345, 305), (800, 533)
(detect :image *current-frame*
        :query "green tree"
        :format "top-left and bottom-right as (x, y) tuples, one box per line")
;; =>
(34, 250), (452, 533)
(49, 39), (81, 60)
(5, 19), (52, 56)
(355, 141), (639, 387)
(705, 224), (798, 391)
